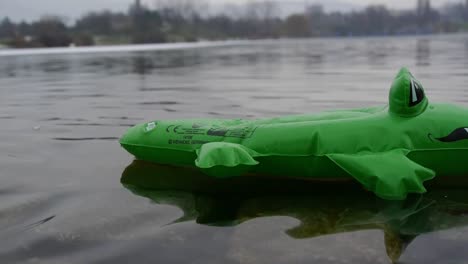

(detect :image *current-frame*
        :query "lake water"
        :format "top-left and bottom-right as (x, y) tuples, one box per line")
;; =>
(1, 35), (468, 263)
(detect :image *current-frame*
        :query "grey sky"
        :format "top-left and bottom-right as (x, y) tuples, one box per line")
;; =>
(0, 0), (462, 22)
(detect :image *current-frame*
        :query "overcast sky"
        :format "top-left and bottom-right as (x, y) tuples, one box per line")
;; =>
(0, 0), (462, 22)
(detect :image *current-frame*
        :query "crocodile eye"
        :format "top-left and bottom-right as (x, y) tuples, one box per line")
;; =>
(436, 128), (468, 142)
(389, 68), (429, 117)
(409, 78), (425, 107)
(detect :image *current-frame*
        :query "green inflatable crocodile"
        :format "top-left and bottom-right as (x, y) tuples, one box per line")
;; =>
(120, 68), (468, 200)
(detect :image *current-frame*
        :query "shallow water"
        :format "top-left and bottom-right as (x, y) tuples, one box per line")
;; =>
(1, 35), (468, 263)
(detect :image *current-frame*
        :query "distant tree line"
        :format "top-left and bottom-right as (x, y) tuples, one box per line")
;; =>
(1, 0), (468, 48)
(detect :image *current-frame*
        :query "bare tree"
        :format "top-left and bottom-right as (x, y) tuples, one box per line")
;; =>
(153, 0), (209, 20)
(243, 0), (279, 37)
(219, 3), (245, 19)
(244, 0), (278, 21)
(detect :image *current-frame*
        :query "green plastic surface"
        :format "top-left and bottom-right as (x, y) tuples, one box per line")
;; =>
(120, 68), (468, 200)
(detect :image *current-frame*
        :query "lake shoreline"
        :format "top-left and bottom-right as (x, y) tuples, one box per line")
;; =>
(2, 31), (467, 57)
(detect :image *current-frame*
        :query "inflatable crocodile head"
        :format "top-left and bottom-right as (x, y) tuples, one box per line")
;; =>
(387, 67), (468, 145)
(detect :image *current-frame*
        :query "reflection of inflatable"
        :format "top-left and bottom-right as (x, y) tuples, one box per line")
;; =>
(120, 68), (468, 200)
(121, 161), (468, 262)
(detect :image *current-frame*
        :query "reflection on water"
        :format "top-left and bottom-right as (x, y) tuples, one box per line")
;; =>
(416, 39), (431, 66)
(122, 161), (468, 263)
(1, 35), (468, 263)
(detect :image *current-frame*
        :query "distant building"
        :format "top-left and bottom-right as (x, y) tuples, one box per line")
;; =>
(417, 0), (430, 16)
(129, 0), (143, 17)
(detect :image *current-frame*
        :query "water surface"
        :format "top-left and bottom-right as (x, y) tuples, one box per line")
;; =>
(1, 35), (468, 263)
